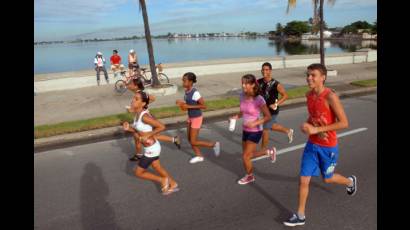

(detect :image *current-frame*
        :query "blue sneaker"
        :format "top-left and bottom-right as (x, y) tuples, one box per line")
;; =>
(283, 214), (305, 227)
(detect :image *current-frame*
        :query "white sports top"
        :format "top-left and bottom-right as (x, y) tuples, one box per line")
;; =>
(133, 110), (161, 158)
(133, 110), (153, 132)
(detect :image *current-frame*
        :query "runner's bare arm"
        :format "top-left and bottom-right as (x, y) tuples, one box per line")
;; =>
(182, 97), (207, 110)
(245, 104), (272, 128)
(123, 122), (137, 134)
(141, 114), (166, 139)
(276, 83), (288, 105)
(324, 92), (349, 131)
(230, 112), (243, 120)
(148, 95), (156, 103)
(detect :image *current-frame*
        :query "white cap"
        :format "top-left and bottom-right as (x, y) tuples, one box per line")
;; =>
(129, 49), (135, 53)
(97, 51), (102, 55)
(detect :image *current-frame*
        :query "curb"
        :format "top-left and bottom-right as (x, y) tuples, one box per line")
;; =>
(34, 86), (376, 153)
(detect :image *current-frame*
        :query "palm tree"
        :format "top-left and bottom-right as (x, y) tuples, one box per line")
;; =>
(139, 0), (160, 87)
(287, 0), (336, 66)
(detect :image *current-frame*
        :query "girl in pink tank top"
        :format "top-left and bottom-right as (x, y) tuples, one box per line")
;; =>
(230, 74), (276, 185)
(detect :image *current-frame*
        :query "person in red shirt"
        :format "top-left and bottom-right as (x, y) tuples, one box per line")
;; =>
(283, 63), (357, 227)
(110, 50), (122, 79)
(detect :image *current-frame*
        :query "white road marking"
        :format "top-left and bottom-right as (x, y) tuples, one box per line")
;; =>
(252, 127), (368, 162)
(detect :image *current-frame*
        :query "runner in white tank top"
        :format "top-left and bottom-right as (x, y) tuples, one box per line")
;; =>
(123, 91), (179, 195)
(126, 77), (181, 161)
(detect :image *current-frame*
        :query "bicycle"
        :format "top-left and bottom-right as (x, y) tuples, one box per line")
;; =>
(113, 65), (133, 94)
(114, 63), (170, 94)
(138, 63), (170, 86)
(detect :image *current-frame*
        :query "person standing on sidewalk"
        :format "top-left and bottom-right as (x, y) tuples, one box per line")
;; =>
(123, 91), (179, 195)
(126, 77), (181, 162)
(176, 72), (220, 164)
(128, 49), (139, 76)
(110, 49), (122, 79)
(283, 63), (357, 227)
(230, 74), (275, 185)
(257, 62), (294, 153)
(94, 51), (109, 86)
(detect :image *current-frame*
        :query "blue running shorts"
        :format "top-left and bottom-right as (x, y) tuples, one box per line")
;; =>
(300, 141), (339, 179)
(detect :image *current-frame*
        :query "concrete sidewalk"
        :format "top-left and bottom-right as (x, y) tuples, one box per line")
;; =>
(34, 51), (376, 92)
(34, 62), (376, 126)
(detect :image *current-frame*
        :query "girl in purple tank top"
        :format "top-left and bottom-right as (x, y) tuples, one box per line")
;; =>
(230, 74), (276, 185)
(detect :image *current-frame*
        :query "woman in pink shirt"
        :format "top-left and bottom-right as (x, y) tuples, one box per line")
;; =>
(230, 74), (275, 185)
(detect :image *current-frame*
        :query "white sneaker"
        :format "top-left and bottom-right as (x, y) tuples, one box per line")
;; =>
(189, 156), (204, 164)
(267, 147), (277, 163)
(288, 129), (294, 143)
(213, 142), (220, 157)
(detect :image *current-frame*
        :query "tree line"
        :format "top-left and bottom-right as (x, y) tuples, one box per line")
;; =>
(270, 19), (377, 37)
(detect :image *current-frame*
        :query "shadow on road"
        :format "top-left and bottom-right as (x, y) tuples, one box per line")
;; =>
(253, 168), (334, 194)
(111, 137), (137, 178)
(111, 133), (184, 194)
(172, 121), (291, 224)
(80, 162), (123, 230)
(198, 122), (333, 224)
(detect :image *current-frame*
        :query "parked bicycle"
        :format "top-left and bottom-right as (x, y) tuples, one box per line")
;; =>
(114, 63), (170, 94)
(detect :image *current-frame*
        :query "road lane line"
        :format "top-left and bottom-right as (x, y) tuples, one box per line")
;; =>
(252, 127), (368, 162)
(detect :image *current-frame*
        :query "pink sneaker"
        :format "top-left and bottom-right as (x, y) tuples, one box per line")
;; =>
(237, 174), (255, 185)
(267, 147), (277, 163)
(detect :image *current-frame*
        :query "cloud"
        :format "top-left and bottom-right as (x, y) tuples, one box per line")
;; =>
(35, 0), (129, 23)
(36, 0), (376, 41)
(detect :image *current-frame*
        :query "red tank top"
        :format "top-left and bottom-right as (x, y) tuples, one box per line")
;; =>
(306, 88), (337, 147)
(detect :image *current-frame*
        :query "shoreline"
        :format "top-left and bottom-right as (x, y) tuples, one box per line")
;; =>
(35, 36), (377, 46)
(34, 51), (376, 81)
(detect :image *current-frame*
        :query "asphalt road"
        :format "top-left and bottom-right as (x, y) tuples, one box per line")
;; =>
(34, 94), (377, 230)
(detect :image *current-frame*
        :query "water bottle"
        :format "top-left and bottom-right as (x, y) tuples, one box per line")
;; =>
(229, 118), (237, 132)
(272, 99), (278, 110)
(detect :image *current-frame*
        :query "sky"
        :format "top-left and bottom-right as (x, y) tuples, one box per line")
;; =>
(34, 0), (377, 42)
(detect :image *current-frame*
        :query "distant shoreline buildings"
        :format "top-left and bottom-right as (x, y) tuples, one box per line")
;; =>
(34, 32), (269, 45)
(34, 31), (376, 45)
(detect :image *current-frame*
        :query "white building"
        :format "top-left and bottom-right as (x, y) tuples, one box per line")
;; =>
(362, 32), (377, 39)
(301, 33), (319, 39)
(323, 30), (332, 38)
(301, 30), (332, 39)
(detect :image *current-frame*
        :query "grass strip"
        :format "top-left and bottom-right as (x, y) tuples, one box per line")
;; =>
(34, 86), (311, 139)
(350, 79), (377, 87)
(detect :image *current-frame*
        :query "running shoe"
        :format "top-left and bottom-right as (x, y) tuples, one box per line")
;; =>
(213, 141), (220, 157)
(163, 183), (180, 195)
(189, 156), (204, 164)
(347, 175), (357, 196)
(237, 174), (255, 185)
(288, 129), (294, 143)
(173, 136), (181, 149)
(267, 147), (277, 163)
(283, 213), (305, 227)
(129, 154), (142, 161)
(161, 177), (170, 195)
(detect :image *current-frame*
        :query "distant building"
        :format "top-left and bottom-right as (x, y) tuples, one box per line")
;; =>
(301, 30), (332, 39)
(323, 30), (332, 38)
(301, 33), (319, 39)
(362, 32), (377, 39)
